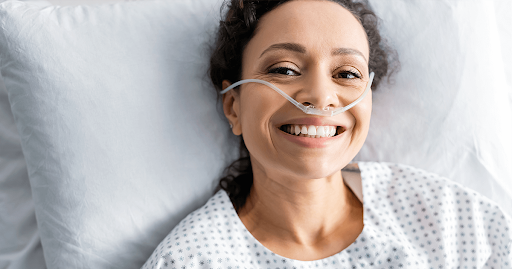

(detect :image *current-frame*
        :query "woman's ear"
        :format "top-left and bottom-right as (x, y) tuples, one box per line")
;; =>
(222, 80), (242, 136)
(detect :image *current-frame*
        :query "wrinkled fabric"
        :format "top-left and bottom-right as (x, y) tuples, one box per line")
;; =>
(143, 162), (512, 269)
(0, 0), (236, 268)
(0, 72), (45, 269)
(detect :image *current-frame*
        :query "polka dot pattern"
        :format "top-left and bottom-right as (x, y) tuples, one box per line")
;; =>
(142, 162), (512, 268)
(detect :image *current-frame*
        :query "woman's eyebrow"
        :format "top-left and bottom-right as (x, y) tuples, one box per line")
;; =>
(259, 43), (306, 58)
(259, 42), (367, 62)
(332, 48), (367, 62)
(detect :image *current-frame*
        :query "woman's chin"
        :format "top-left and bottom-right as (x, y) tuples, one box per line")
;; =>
(280, 161), (345, 180)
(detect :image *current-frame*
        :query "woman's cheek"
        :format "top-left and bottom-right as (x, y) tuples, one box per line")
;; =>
(355, 90), (372, 124)
(239, 94), (271, 146)
(345, 91), (372, 148)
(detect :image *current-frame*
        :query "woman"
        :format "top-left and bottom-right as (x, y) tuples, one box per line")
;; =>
(143, 0), (511, 268)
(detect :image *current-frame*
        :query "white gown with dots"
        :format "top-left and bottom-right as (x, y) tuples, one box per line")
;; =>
(142, 162), (512, 269)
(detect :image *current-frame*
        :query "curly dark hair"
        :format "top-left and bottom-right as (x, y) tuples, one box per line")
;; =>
(210, 0), (396, 211)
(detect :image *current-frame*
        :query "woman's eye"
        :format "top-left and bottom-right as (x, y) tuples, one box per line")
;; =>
(336, 71), (361, 79)
(268, 67), (300, 76)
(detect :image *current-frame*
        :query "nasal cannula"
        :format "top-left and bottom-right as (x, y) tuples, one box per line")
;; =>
(220, 72), (375, 117)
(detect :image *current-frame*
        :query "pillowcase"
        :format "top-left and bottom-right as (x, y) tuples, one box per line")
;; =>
(0, 0), (235, 268)
(0, 1), (48, 268)
(354, 0), (512, 213)
(0, 76), (45, 269)
(1, 0), (511, 269)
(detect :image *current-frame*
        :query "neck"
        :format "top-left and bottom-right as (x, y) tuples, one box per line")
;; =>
(237, 165), (363, 248)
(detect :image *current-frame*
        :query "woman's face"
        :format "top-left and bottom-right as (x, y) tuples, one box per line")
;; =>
(223, 0), (371, 181)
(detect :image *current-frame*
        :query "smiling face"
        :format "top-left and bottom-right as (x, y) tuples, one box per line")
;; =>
(222, 0), (372, 181)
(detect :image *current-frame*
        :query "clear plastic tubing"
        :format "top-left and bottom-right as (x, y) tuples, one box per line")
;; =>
(220, 72), (375, 117)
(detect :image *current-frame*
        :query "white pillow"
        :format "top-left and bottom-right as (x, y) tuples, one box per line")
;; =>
(0, 1), (48, 268)
(1, 0), (511, 269)
(0, 0), (235, 268)
(355, 0), (512, 213)
(0, 76), (45, 269)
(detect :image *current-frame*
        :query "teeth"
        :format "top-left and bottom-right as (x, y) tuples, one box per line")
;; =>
(317, 126), (325, 137)
(307, 126), (316, 136)
(301, 126), (308, 135)
(281, 124), (341, 138)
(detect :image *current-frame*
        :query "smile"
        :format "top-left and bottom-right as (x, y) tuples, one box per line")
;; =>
(279, 124), (345, 138)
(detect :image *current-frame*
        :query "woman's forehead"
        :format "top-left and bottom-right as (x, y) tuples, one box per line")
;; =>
(248, 0), (370, 61)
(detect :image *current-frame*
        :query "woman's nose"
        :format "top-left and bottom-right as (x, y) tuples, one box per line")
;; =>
(294, 71), (341, 111)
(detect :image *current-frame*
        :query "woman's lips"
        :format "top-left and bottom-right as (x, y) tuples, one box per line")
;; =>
(276, 124), (346, 148)
(277, 117), (344, 127)
(274, 117), (347, 148)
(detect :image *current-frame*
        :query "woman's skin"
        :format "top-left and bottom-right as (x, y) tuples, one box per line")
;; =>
(222, 0), (371, 261)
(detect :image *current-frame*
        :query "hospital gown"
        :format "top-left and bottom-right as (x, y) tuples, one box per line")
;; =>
(142, 162), (512, 268)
